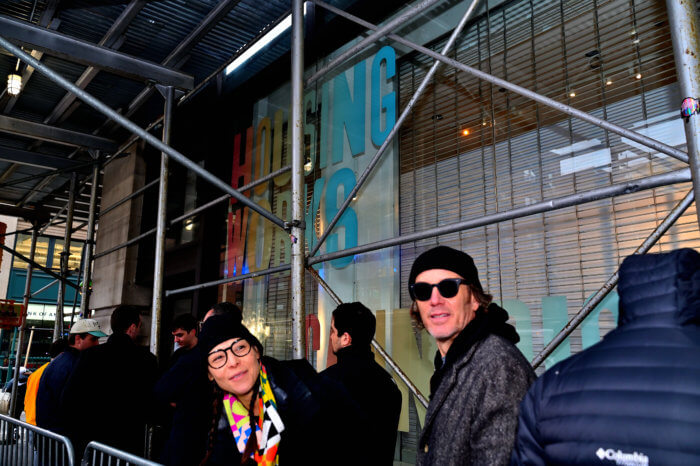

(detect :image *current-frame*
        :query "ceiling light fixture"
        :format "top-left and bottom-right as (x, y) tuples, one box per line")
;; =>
(635, 73), (642, 80)
(226, 2), (308, 75)
(7, 74), (21, 96)
(462, 129), (470, 136)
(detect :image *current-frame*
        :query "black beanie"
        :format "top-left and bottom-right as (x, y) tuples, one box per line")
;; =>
(408, 246), (483, 298)
(199, 313), (263, 357)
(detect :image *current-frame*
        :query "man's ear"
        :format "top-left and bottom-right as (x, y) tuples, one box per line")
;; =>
(340, 332), (352, 347)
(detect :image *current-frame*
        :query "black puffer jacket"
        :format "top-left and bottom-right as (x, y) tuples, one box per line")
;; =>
(511, 248), (700, 465)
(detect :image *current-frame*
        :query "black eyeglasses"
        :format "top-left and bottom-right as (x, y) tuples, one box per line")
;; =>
(207, 338), (252, 369)
(410, 278), (468, 301)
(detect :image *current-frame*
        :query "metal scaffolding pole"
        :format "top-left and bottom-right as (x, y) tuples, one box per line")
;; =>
(0, 243), (80, 289)
(532, 189), (696, 369)
(40, 175), (91, 235)
(54, 172), (77, 340)
(98, 178), (159, 219)
(151, 86), (173, 358)
(168, 164), (291, 227)
(0, 36), (288, 232)
(166, 169), (691, 296)
(314, 3), (689, 164)
(306, 0), (443, 85)
(308, 168), (691, 266)
(291, 0), (306, 359)
(667, 0), (700, 229)
(310, 0), (481, 257)
(166, 264), (292, 297)
(30, 278), (58, 298)
(9, 226), (37, 418)
(80, 160), (100, 318)
(306, 266), (430, 408)
(92, 165), (293, 261)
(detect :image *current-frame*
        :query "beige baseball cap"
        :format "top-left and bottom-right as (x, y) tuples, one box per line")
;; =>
(69, 319), (107, 337)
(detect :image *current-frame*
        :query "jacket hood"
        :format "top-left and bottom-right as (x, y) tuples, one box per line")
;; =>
(618, 248), (700, 326)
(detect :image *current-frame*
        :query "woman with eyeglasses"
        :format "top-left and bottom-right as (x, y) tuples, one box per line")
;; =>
(198, 312), (359, 466)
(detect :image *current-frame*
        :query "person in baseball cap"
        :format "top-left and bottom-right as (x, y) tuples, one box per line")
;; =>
(69, 318), (107, 340)
(408, 245), (535, 466)
(36, 319), (105, 432)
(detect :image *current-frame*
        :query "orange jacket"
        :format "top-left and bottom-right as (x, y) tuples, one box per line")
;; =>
(24, 362), (49, 425)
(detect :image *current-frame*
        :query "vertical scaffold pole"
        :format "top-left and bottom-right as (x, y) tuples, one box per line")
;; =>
(151, 86), (173, 359)
(9, 226), (37, 417)
(80, 159), (100, 318)
(667, 0), (700, 230)
(54, 172), (77, 340)
(291, 0), (306, 359)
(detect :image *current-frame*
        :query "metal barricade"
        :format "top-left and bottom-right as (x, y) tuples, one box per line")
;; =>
(81, 441), (162, 466)
(0, 413), (75, 466)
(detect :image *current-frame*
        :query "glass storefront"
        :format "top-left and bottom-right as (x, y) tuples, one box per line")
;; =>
(197, 0), (699, 460)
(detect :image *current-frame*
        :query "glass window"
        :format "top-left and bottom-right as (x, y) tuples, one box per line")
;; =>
(52, 240), (84, 272)
(12, 234), (50, 270)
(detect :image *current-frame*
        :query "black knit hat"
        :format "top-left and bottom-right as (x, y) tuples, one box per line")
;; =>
(199, 313), (263, 357)
(408, 246), (483, 298)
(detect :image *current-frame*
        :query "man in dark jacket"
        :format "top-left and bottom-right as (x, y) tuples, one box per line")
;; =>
(60, 305), (157, 458)
(36, 319), (105, 433)
(321, 302), (402, 465)
(409, 246), (535, 465)
(511, 248), (700, 465)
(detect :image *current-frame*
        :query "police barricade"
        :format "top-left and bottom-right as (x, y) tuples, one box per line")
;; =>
(0, 413), (76, 466)
(81, 441), (163, 466)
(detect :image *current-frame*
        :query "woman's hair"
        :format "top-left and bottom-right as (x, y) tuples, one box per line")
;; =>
(409, 284), (493, 330)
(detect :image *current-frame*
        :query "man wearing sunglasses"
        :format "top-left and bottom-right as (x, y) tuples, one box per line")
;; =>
(409, 246), (535, 466)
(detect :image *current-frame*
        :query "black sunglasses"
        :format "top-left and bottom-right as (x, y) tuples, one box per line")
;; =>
(410, 278), (469, 301)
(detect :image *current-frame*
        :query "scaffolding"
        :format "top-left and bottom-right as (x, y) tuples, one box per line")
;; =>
(0, 0), (698, 414)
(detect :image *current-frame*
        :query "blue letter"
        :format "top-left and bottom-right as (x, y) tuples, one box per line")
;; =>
(333, 62), (366, 164)
(371, 46), (396, 146)
(324, 168), (358, 269)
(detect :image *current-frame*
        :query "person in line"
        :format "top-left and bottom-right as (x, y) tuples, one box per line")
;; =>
(409, 245), (535, 465)
(61, 306), (157, 457)
(198, 312), (361, 465)
(169, 313), (199, 367)
(36, 319), (105, 433)
(511, 248), (700, 465)
(321, 302), (401, 465)
(155, 302), (242, 466)
(24, 338), (68, 426)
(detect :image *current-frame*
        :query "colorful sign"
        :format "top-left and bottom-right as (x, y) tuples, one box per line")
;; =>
(0, 299), (25, 329)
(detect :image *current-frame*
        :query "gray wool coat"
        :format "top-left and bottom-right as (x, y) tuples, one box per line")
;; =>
(416, 334), (536, 466)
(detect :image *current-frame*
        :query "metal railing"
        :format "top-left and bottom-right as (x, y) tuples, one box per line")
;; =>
(0, 413), (76, 466)
(82, 441), (162, 466)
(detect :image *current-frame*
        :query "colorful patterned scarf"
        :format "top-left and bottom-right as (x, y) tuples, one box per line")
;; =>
(223, 364), (284, 465)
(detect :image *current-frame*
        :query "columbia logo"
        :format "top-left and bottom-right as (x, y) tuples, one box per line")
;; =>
(595, 447), (649, 466)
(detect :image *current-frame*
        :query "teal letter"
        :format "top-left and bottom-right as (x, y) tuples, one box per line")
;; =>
(324, 168), (358, 269)
(541, 296), (571, 369)
(333, 62), (366, 164)
(371, 46), (396, 146)
(501, 299), (533, 362)
(581, 291), (619, 350)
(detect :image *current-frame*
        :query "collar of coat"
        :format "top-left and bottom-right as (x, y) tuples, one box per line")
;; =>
(335, 344), (374, 363)
(429, 303), (519, 398)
